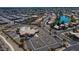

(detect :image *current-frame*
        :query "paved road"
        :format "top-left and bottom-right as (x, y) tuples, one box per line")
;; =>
(57, 25), (79, 33)
(0, 35), (15, 51)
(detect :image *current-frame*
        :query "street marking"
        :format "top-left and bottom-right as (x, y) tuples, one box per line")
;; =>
(0, 35), (15, 51)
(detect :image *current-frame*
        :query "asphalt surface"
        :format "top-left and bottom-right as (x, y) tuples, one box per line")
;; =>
(26, 28), (62, 51)
(0, 35), (14, 51)
(0, 31), (24, 51)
